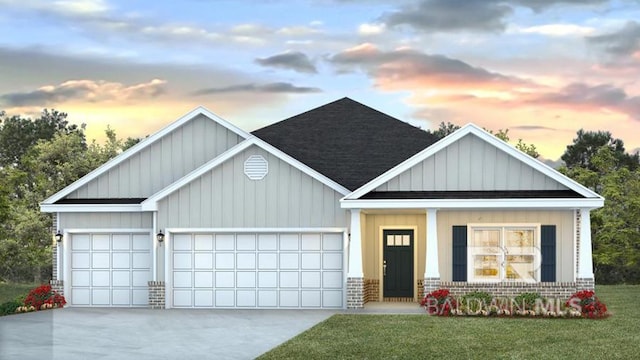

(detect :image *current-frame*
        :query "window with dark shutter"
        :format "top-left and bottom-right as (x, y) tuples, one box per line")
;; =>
(452, 226), (467, 281)
(541, 225), (557, 282)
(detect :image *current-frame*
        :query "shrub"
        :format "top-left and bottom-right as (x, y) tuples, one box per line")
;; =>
(420, 289), (457, 316)
(0, 299), (23, 316)
(514, 292), (541, 311)
(565, 290), (608, 318)
(460, 291), (493, 313)
(24, 284), (66, 310)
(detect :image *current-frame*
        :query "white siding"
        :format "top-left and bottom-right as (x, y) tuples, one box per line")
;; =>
(67, 115), (243, 199)
(437, 210), (574, 282)
(375, 134), (568, 192)
(59, 212), (152, 229)
(157, 146), (348, 228)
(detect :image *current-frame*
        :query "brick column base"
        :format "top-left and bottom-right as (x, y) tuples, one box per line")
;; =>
(347, 277), (364, 309)
(148, 281), (165, 309)
(423, 277), (441, 296)
(576, 278), (595, 291)
(50, 280), (64, 297)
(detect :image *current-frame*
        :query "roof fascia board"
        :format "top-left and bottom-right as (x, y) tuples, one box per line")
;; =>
(40, 204), (142, 213)
(340, 197), (604, 209)
(344, 123), (602, 200)
(42, 106), (251, 205)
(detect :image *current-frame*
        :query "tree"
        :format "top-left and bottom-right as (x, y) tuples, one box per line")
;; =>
(433, 122), (460, 139)
(484, 128), (540, 159)
(562, 129), (639, 171)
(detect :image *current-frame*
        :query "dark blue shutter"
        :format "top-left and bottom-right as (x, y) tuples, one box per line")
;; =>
(541, 225), (556, 282)
(452, 226), (467, 281)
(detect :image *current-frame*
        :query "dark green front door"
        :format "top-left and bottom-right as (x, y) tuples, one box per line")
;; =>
(383, 229), (414, 298)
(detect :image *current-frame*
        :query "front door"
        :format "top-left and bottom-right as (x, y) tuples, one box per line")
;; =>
(383, 229), (414, 298)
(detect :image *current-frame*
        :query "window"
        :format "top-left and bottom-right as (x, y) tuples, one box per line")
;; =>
(468, 224), (540, 283)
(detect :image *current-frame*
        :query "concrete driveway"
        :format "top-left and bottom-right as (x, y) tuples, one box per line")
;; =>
(0, 308), (336, 360)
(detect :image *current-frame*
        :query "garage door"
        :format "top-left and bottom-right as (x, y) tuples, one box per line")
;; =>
(70, 233), (151, 307)
(170, 232), (344, 308)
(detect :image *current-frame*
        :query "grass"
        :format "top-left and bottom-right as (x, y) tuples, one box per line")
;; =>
(258, 285), (640, 360)
(0, 283), (38, 303)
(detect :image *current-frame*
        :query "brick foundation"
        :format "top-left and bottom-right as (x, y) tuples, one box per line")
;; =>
(439, 281), (580, 298)
(50, 280), (64, 297)
(423, 277), (441, 295)
(347, 277), (364, 309)
(52, 245), (58, 281)
(148, 281), (165, 309)
(364, 278), (379, 304)
(417, 279), (424, 300)
(576, 278), (595, 291)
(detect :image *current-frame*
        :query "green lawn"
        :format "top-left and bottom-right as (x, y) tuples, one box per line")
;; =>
(259, 285), (640, 360)
(0, 283), (38, 303)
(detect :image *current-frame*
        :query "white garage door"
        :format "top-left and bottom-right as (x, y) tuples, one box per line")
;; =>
(170, 232), (344, 308)
(70, 233), (151, 307)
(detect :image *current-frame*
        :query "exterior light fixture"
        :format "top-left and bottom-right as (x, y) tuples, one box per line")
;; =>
(156, 230), (165, 243)
(55, 230), (63, 243)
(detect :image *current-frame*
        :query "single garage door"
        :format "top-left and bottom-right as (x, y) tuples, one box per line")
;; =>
(170, 232), (344, 308)
(70, 232), (151, 306)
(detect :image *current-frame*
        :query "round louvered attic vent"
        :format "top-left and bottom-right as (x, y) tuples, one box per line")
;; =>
(244, 155), (268, 180)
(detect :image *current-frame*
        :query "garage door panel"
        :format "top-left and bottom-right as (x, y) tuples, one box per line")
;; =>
(301, 272), (321, 288)
(112, 253), (130, 269)
(173, 234), (192, 250)
(279, 290), (299, 307)
(71, 232), (151, 307)
(171, 232), (344, 309)
(112, 271), (131, 287)
(237, 253), (256, 269)
(194, 272), (213, 287)
(215, 271), (234, 287)
(194, 235), (213, 250)
(112, 235), (130, 250)
(215, 290), (234, 306)
(194, 290), (213, 307)
(92, 271), (110, 287)
(92, 289), (110, 305)
(237, 290), (256, 307)
(112, 289), (131, 305)
(258, 290), (277, 307)
(92, 253), (110, 268)
(215, 253), (234, 269)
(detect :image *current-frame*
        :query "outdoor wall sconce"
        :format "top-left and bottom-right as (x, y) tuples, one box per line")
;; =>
(156, 230), (165, 243)
(55, 230), (63, 243)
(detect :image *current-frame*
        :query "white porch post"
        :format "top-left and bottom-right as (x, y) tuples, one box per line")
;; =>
(347, 209), (364, 308)
(577, 208), (595, 289)
(424, 208), (440, 293)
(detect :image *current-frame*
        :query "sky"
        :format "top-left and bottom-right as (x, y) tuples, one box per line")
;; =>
(0, 0), (639, 161)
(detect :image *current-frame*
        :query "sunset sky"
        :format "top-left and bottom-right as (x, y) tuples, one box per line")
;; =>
(1, 0), (639, 161)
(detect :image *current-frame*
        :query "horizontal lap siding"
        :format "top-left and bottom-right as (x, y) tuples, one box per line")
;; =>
(437, 210), (574, 282)
(157, 146), (348, 229)
(375, 134), (569, 192)
(67, 115), (243, 199)
(59, 212), (153, 229)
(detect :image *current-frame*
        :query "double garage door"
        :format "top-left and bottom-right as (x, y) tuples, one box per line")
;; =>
(70, 232), (151, 307)
(170, 232), (344, 308)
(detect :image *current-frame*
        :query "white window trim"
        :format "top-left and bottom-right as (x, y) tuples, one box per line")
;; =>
(467, 223), (541, 283)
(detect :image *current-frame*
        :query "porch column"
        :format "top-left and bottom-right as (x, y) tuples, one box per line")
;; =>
(577, 208), (595, 290)
(424, 208), (440, 294)
(347, 209), (364, 309)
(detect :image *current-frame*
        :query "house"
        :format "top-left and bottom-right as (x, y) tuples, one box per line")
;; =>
(40, 98), (604, 309)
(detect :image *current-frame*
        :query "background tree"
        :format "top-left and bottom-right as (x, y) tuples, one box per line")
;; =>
(561, 129), (639, 171)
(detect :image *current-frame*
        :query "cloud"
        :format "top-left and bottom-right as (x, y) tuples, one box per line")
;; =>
(524, 82), (640, 119)
(329, 43), (535, 91)
(358, 23), (386, 35)
(383, 0), (512, 33)
(511, 125), (558, 131)
(381, 0), (608, 33)
(255, 52), (317, 73)
(588, 21), (640, 56)
(514, 24), (595, 37)
(192, 82), (321, 95)
(0, 79), (166, 107)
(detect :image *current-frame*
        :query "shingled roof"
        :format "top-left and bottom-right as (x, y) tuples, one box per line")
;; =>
(252, 97), (439, 191)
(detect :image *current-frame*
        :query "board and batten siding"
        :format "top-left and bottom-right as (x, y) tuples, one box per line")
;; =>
(375, 134), (569, 192)
(157, 145), (348, 229)
(437, 210), (574, 282)
(67, 115), (243, 199)
(58, 212), (152, 229)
